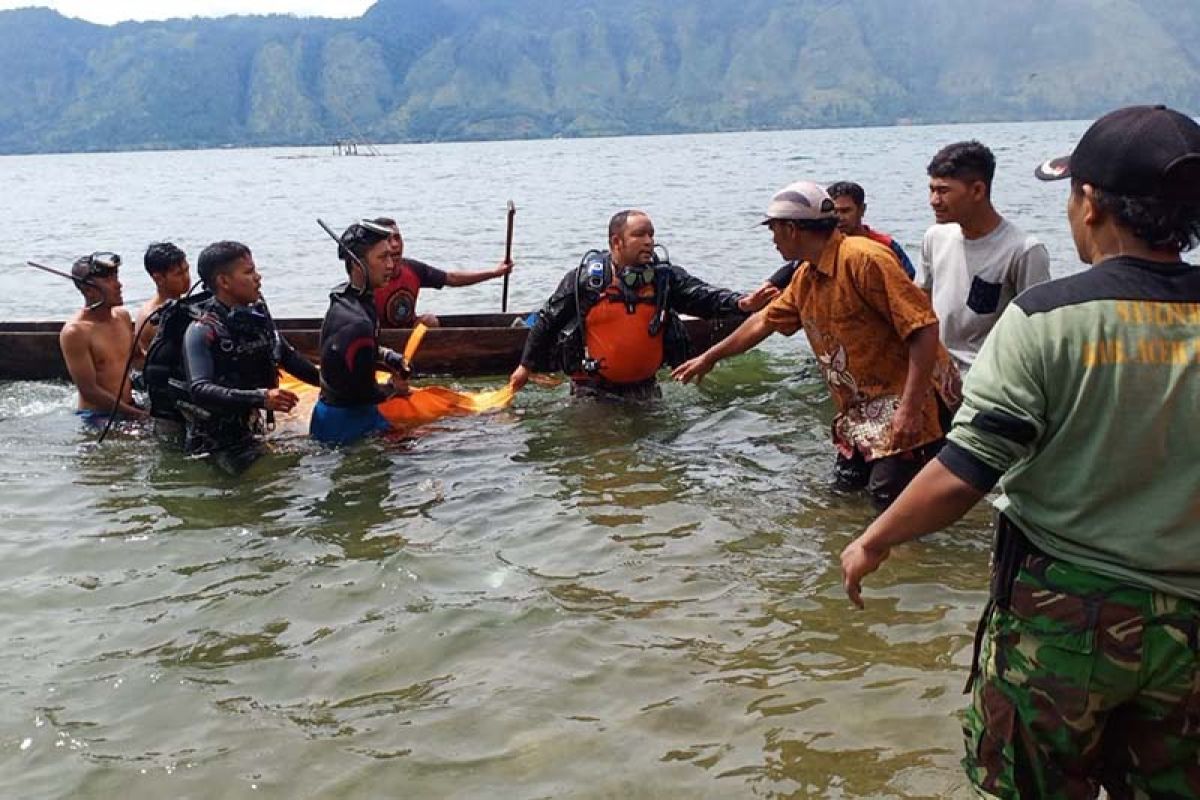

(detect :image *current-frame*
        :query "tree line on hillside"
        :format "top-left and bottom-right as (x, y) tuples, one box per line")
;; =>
(0, 0), (1196, 153)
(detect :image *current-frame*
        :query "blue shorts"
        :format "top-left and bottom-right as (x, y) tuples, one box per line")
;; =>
(75, 409), (111, 429)
(309, 399), (390, 445)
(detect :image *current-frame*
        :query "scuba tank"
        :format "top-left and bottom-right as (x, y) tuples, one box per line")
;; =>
(142, 289), (212, 421)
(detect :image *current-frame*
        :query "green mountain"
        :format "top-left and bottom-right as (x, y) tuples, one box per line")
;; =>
(0, 0), (1196, 153)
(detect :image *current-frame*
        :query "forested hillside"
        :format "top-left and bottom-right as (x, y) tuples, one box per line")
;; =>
(0, 0), (1196, 153)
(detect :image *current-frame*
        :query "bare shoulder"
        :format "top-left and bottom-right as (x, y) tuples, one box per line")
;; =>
(59, 313), (88, 344)
(135, 298), (161, 326)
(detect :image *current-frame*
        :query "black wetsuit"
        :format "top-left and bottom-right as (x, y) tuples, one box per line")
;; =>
(519, 252), (746, 397)
(311, 283), (407, 444)
(181, 299), (319, 472)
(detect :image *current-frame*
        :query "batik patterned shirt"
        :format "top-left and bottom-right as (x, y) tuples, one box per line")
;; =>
(764, 230), (961, 459)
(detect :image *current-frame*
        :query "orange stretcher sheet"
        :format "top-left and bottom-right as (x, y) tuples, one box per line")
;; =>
(277, 370), (513, 431)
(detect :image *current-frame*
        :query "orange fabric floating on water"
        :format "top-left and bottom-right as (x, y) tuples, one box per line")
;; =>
(277, 369), (512, 431)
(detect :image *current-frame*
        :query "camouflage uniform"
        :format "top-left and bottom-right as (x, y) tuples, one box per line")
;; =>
(927, 107), (1200, 797)
(963, 552), (1200, 799)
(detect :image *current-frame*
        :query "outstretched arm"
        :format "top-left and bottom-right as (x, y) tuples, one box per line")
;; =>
(510, 269), (578, 390)
(671, 310), (773, 384)
(444, 259), (513, 287)
(841, 458), (984, 608)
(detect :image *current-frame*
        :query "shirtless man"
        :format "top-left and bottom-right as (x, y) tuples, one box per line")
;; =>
(58, 252), (146, 425)
(133, 242), (192, 363)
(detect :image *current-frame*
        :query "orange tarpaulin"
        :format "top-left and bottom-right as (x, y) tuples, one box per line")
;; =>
(277, 370), (513, 431)
(275, 323), (512, 432)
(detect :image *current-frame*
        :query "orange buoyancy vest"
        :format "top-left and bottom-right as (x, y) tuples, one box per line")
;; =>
(373, 263), (422, 327)
(582, 277), (665, 385)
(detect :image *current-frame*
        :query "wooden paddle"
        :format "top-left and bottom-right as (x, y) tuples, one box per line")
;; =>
(502, 200), (515, 313)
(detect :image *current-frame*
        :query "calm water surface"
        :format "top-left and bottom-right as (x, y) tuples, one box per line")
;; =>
(0, 121), (1089, 798)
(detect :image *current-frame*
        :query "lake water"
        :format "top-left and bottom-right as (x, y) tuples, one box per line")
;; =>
(0, 120), (1091, 799)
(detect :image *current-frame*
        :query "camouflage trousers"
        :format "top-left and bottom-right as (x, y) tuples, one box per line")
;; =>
(963, 553), (1200, 799)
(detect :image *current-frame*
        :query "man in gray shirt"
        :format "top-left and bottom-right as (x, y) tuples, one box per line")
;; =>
(919, 140), (1050, 372)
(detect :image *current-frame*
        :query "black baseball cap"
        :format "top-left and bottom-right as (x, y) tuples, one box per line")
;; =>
(1034, 105), (1200, 202)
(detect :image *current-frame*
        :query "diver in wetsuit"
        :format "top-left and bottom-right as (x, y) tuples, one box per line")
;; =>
(309, 220), (412, 445)
(181, 241), (320, 474)
(510, 209), (774, 401)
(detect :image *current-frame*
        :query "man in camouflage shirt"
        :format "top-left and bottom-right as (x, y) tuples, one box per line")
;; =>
(841, 105), (1200, 798)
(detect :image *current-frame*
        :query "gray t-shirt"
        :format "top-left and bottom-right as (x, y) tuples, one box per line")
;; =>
(918, 218), (1050, 372)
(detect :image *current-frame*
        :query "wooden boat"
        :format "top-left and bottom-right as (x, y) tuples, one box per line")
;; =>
(0, 313), (745, 381)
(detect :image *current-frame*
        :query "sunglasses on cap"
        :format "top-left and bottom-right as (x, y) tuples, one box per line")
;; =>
(617, 264), (656, 289)
(358, 219), (395, 237)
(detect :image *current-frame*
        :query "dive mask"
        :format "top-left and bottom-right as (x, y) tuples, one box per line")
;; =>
(618, 264), (656, 289)
(72, 251), (122, 283)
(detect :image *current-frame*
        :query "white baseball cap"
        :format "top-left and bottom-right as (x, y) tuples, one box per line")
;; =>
(761, 180), (838, 226)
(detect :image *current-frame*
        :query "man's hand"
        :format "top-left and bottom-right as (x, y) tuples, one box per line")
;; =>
(264, 388), (299, 413)
(389, 373), (412, 397)
(890, 400), (924, 451)
(509, 364), (531, 391)
(840, 537), (891, 609)
(671, 352), (716, 384)
(738, 284), (779, 313)
(494, 259), (514, 278)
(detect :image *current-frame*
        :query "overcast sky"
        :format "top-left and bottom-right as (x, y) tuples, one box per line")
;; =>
(0, 1), (375, 24)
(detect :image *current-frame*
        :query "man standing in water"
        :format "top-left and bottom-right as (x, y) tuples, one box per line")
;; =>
(509, 209), (774, 401)
(921, 141), (1051, 372)
(371, 216), (513, 328)
(674, 182), (960, 509)
(181, 241), (319, 473)
(843, 105), (1200, 797)
(763, 181), (917, 289)
(310, 221), (412, 444)
(133, 242), (192, 362)
(58, 252), (146, 425)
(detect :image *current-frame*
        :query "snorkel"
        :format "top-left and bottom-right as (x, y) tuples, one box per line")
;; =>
(27, 252), (122, 311)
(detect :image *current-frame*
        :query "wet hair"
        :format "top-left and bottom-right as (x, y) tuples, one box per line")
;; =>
(197, 241), (251, 289)
(143, 241), (186, 276)
(927, 140), (996, 192)
(827, 181), (866, 207)
(370, 216), (398, 230)
(1073, 178), (1200, 252)
(338, 223), (389, 274)
(608, 209), (646, 243)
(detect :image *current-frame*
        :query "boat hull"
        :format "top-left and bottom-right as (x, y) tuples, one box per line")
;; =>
(0, 313), (744, 381)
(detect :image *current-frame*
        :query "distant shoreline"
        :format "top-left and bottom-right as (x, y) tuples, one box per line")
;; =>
(0, 115), (1093, 159)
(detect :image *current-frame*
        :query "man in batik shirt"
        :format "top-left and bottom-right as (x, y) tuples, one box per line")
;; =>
(674, 180), (960, 508)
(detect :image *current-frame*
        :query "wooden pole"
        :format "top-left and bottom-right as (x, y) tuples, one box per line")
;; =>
(502, 200), (516, 313)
